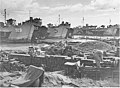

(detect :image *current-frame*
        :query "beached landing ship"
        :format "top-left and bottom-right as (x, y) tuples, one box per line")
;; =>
(47, 21), (73, 39)
(0, 17), (47, 43)
(0, 17), (73, 43)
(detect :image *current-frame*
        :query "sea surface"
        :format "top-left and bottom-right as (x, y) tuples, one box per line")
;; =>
(0, 39), (94, 51)
(0, 36), (119, 51)
(0, 43), (40, 51)
(73, 35), (120, 39)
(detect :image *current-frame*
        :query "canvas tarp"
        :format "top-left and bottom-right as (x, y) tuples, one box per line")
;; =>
(11, 65), (44, 87)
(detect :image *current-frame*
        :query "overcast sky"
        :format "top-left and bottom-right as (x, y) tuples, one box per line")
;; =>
(0, 0), (120, 27)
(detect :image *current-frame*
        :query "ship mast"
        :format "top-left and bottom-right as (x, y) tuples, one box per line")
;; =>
(58, 14), (60, 24)
(29, 10), (31, 18)
(0, 0), (7, 24)
(4, 9), (7, 24)
(82, 6), (85, 27)
(109, 18), (111, 25)
(82, 17), (84, 26)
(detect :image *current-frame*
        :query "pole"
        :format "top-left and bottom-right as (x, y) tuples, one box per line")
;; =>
(82, 6), (85, 27)
(109, 19), (111, 25)
(0, 0), (2, 11)
(29, 10), (31, 18)
(4, 9), (6, 24)
(59, 14), (60, 24)
(83, 17), (84, 26)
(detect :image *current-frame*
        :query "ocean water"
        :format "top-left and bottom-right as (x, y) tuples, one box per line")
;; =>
(0, 43), (32, 51)
(0, 36), (119, 51)
(0, 39), (95, 50)
(73, 35), (120, 39)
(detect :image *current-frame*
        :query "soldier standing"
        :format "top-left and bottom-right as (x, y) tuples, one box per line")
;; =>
(92, 49), (103, 68)
(28, 47), (35, 65)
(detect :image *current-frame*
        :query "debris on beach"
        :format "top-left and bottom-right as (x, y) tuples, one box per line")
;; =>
(73, 41), (114, 53)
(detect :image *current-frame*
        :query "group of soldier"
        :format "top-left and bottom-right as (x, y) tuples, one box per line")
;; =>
(28, 41), (105, 68)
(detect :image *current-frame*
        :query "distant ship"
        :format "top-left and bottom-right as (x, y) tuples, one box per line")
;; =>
(73, 24), (120, 37)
